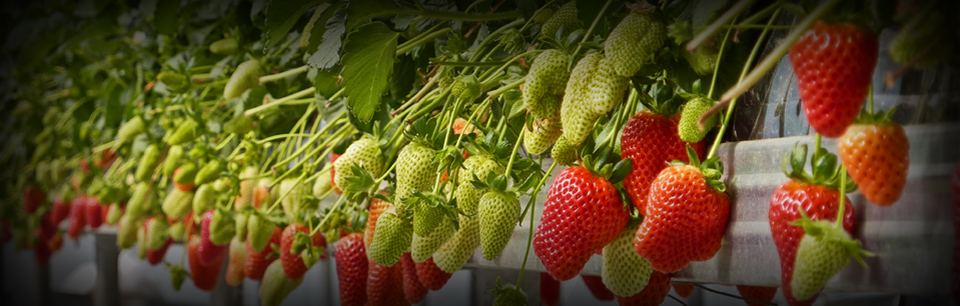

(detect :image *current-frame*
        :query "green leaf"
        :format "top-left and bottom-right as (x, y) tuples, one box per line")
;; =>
(340, 22), (399, 123)
(155, 0), (180, 35)
(265, 0), (323, 48)
(346, 0), (398, 31)
(302, 2), (343, 51)
(307, 8), (347, 69)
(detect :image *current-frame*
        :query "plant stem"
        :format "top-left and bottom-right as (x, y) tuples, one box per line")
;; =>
(687, 0), (758, 52)
(402, 9), (521, 22)
(707, 17), (737, 99)
(259, 65), (309, 84)
(486, 78), (524, 100)
(502, 128), (524, 177)
(263, 172), (307, 215)
(396, 27), (452, 56)
(244, 88), (314, 117)
(836, 163), (846, 225)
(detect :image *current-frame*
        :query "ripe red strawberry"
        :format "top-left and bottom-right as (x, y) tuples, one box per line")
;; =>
(280, 223), (326, 280)
(51, 195), (70, 225)
(336, 233), (368, 306)
(47, 232), (63, 252)
(34, 237), (52, 265)
(535, 166), (629, 281)
(188, 234), (225, 292)
(540, 273), (560, 306)
(837, 116), (909, 206)
(673, 283), (694, 298)
(634, 149), (729, 273)
(67, 197), (87, 240)
(245, 226), (282, 281)
(146, 238), (172, 265)
(84, 196), (104, 229)
(199, 210), (229, 265)
(225, 237), (247, 286)
(789, 21), (878, 138)
(367, 261), (408, 306)
(581, 275), (614, 301)
(621, 111), (705, 213)
(736, 285), (778, 306)
(415, 257), (452, 291)
(614, 271), (671, 306)
(23, 185), (45, 214)
(401, 253), (428, 304)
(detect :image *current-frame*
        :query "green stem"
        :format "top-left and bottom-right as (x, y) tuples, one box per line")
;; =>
(486, 78), (524, 100)
(397, 27), (452, 56)
(479, 50), (543, 82)
(436, 60), (508, 67)
(401, 9), (521, 22)
(244, 88), (314, 117)
(687, 0), (758, 52)
(215, 134), (235, 151)
(707, 16), (737, 99)
(259, 65), (309, 84)
(311, 195), (347, 235)
(256, 133), (319, 144)
(516, 160), (558, 285)
(264, 172), (307, 215)
(502, 128), (524, 177)
(570, 0), (614, 63)
(836, 164), (846, 225)
(736, 0), (785, 26)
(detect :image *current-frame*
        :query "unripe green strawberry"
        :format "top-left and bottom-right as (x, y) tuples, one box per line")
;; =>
(162, 145), (185, 177)
(411, 217), (455, 263)
(209, 37), (238, 55)
(209, 209), (236, 245)
(137, 225), (147, 259)
(396, 142), (438, 203)
(524, 49), (571, 120)
(279, 177), (307, 217)
(247, 213), (276, 252)
(116, 214), (142, 249)
(541, 1), (581, 39)
(452, 75), (481, 101)
(334, 138), (385, 192)
(223, 114), (255, 135)
(224, 60), (263, 99)
(168, 220), (186, 241)
(678, 97), (718, 143)
(235, 212), (249, 240)
(584, 58), (630, 116)
(889, 8), (952, 69)
(479, 190), (520, 261)
(368, 211), (412, 266)
(105, 204), (122, 225)
(532, 7), (554, 24)
(550, 136), (577, 166)
(194, 160), (222, 185)
(158, 72), (187, 88)
(601, 223), (653, 297)
(145, 217), (171, 251)
(605, 11), (666, 77)
(126, 182), (154, 220)
(135, 144), (162, 182)
(681, 46), (719, 76)
(523, 117), (562, 155)
(236, 166), (259, 209)
(167, 119), (199, 146)
(413, 204), (443, 237)
(312, 167), (333, 198)
(118, 116), (146, 143)
(161, 189), (194, 220)
(457, 154), (503, 186)
(260, 260), (304, 306)
(174, 164), (198, 190)
(560, 53), (603, 146)
(432, 196), (480, 272)
(193, 184), (217, 213)
(790, 233), (850, 300)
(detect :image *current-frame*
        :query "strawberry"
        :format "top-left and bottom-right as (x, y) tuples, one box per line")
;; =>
(614, 271), (671, 306)
(223, 60), (263, 99)
(126, 182), (154, 221)
(582, 275), (614, 301)
(433, 185), (482, 273)
(602, 222), (653, 297)
(33, 238), (52, 265)
(534, 166), (628, 281)
(279, 177), (308, 217)
(23, 185), (45, 214)
(837, 113), (909, 206)
(209, 37), (238, 55)
(312, 166), (334, 198)
(144, 217), (171, 250)
(365, 197), (391, 249)
(790, 206), (872, 301)
(540, 273), (561, 306)
(368, 210), (412, 266)
(673, 283), (694, 298)
(584, 58), (631, 116)
(411, 216), (454, 263)
(187, 234), (226, 292)
(523, 117), (562, 155)
(888, 6), (952, 69)
(117, 116), (146, 143)
(192, 184), (216, 214)
(634, 148), (729, 273)
(415, 257), (452, 291)
(560, 53), (603, 146)
(396, 142), (438, 204)
(769, 144), (859, 306)
(50, 195), (69, 225)
(331, 153), (342, 195)
(260, 259), (304, 306)
(194, 160), (222, 185)
(789, 20), (878, 138)
(401, 253), (428, 304)
(336, 233), (368, 306)
(621, 110), (705, 213)
(167, 118), (199, 146)
(681, 45), (719, 76)
(116, 214), (141, 249)
(146, 238), (172, 265)
(540, 1), (581, 39)
(367, 261), (409, 306)
(67, 196), (87, 240)
(47, 232), (63, 252)
(225, 237), (247, 286)
(736, 285), (778, 306)
(280, 223), (326, 280)
(104, 203), (122, 225)
(173, 164), (197, 191)
(83, 196), (104, 229)
(678, 97), (719, 143)
(162, 145), (184, 177)
(479, 190), (520, 261)
(334, 137), (385, 192)
(161, 188), (194, 220)
(550, 135), (578, 166)
(523, 49), (570, 120)
(199, 210), (229, 265)
(245, 226), (282, 280)
(251, 178), (272, 209)
(135, 144), (161, 182)
(605, 9), (665, 77)
(235, 166), (258, 209)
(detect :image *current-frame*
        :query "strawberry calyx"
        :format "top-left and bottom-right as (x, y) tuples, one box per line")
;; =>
(669, 144), (726, 193)
(165, 263), (191, 291)
(853, 106), (897, 125)
(489, 277), (528, 305)
(403, 190), (463, 231)
(781, 143), (857, 193)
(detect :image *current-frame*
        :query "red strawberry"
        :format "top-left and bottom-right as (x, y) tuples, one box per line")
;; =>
(245, 226), (282, 281)
(23, 185), (45, 214)
(401, 253), (428, 304)
(837, 118), (909, 206)
(614, 271), (671, 306)
(336, 233), (368, 306)
(534, 166), (629, 281)
(367, 261), (409, 306)
(331, 153), (342, 195)
(581, 275), (614, 301)
(365, 197), (390, 249)
(415, 257), (452, 291)
(47, 232), (63, 252)
(225, 237), (247, 286)
(789, 20), (878, 138)
(634, 147), (729, 273)
(34, 237), (52, 265)
(673, 283), (694, 298)
(84, 196), (104, 229)
(280, 223), (326, 280)
(736, 285), (778, 306)
(621, 111), (705, 213)
(67, 197), (87, 240)
(188, 234), (226, 292)
(199, 210), (229, 265)
(146, 238), (173, 265)
(51, 195), (70, 225)
(540, 272), (561, 306)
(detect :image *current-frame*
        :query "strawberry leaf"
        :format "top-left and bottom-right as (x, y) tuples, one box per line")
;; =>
(341, 22), (400, 123)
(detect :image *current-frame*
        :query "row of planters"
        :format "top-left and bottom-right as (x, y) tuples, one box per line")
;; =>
(2, 0), (950, 305)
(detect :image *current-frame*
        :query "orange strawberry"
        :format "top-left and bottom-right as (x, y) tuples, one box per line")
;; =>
(365, 197), (390, 249)
(837, 110), (909, 206)
(225, 237), (247, 286)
